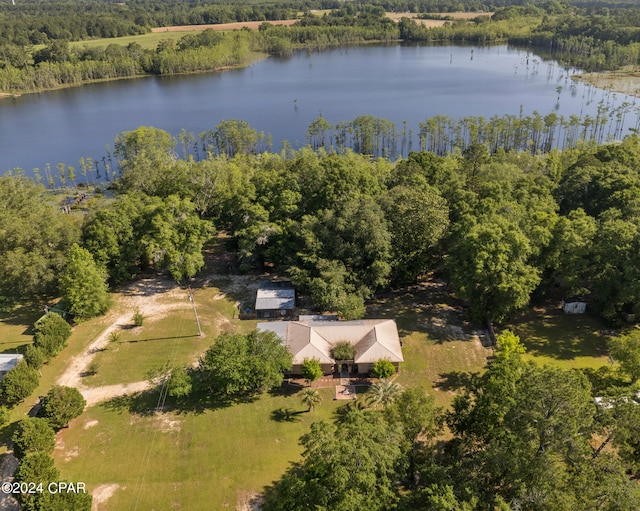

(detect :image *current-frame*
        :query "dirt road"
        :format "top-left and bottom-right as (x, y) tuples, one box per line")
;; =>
(57, 278), (191, 406)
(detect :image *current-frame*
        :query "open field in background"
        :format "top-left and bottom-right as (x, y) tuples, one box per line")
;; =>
(385, 11), (492, 27)
(151, 19), (298, 33)
(68, 11), (493, 51)
(69, 32), (199, 50)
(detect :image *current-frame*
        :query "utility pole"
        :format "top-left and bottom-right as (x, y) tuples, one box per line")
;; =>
(188, 287), (203, 337)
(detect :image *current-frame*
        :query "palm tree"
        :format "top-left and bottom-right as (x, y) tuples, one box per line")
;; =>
(367, 379), (402, 409)
(301, 388), (321, 412)
(333, 399), (367, 424)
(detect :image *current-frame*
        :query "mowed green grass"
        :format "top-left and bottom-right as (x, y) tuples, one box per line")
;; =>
(507, 307), (610, 370)
(0, 306), (118, 449)
(367, 287), (489, 409)
(0, 304), (42, 353)
(56, 386), (341, 510)
(397, 331), (487, 408)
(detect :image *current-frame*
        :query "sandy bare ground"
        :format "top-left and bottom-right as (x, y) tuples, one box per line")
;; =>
(92, 483), (123, 511)
(57, 278), (192, 406)
(152, 19), (297, 33)
(574, 69), (640, 97)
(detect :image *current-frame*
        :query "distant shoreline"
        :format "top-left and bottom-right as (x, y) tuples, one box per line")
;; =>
(573, 68), (640, 98)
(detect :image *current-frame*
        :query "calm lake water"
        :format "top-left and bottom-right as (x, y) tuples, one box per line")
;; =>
(1, 43), (638, 174)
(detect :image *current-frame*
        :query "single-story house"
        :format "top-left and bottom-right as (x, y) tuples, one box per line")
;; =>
(258, 319), (404, 375)
(0, 354), (24, 379)
(255, 281), (296, 319)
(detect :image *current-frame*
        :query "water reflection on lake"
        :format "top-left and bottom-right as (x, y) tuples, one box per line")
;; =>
(1, 43), (637, 174)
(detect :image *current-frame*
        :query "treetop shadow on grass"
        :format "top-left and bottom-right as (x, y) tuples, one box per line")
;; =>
(0, 303), (42, 336)
(270, 407), (305, 423)
(118, 276), (178, 297)
(0, 343), (29, 356)
(366, 280), (473, 340)
(435, 370), (480, 393)
(268, 382), (303, 398)
(508, 309), (610, 361)
(101, 385), (260, 417)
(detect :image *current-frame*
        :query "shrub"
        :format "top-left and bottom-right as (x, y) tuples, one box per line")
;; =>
(0, 406), (10, 428)
(199, 331), (293, 398)
(133, 308), (144, 327)
(371, 358), (396, 379)
(40, 385), (86, 429)
(301, 358), (323, 384)
(332, 341), (355, 361)
(167, 366), (192, 398)
(15, 451), (59, 484)
(11, 418), (56, 459)
(24, 345), (48, 369)
(1, 361), (39, 406)
(33, 312), (71, 358)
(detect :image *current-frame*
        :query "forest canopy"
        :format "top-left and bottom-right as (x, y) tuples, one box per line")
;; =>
(5, 119), (640, 325)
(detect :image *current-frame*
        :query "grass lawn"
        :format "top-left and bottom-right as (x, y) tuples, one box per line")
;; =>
(368, 282), (490, 409)
(0, 308), (116, 449)
(55, 386), (341, 510)
(0, 304), (42, 353)
(397, 331), (488, 408)
(507, 307), (611, 370)
(82, 285), (252, 388)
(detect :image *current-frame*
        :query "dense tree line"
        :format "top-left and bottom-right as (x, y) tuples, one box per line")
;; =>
(0, 0), (575, 49)
(99, 121), (640, 325)
(4, 119), (640, 324)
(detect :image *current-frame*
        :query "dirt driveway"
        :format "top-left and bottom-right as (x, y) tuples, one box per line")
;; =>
(57, 278), (192, 406)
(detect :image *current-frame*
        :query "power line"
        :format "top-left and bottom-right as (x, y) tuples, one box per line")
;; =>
(187, 286), (203, 337)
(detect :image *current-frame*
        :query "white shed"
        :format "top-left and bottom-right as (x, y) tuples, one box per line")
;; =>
(562, 299), (587, 314)
(0, 354), (24, 379)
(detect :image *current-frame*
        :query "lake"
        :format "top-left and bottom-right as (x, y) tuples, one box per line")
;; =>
(1, 43), (638, 174)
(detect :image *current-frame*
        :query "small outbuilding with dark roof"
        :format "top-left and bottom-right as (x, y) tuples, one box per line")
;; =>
(255, 281), (296, 319)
